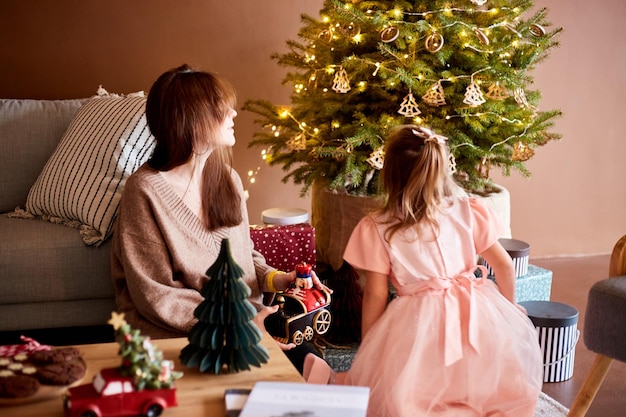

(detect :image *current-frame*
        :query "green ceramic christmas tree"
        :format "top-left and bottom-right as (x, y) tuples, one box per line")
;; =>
(244, 0), (562, 195)
(179, 239), (270, 374)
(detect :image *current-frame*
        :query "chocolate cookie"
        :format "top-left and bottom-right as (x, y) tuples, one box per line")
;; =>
(0, 374), (40, 398)
(30, 347), (81, 365)
(36, 360), (86, 385)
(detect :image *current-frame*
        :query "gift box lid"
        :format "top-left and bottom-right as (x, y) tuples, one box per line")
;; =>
(262, 207), (309, 225)
(499, 238), (530, 258)
(519, 300), (579, 327)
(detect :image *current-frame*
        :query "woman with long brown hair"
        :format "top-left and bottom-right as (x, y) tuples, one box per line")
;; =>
(111, 64), (326, 371)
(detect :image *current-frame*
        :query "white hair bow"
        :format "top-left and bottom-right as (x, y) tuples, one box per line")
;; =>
(411, 127), (447, 145)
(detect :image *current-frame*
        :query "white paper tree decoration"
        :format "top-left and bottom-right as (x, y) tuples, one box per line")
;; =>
(332, 67), (351, 93)
(366, 147), (385, 169)
(422, 82), (446, 107)
(398, 92), (421, 117)
(486, 82), (509, 100)
(463, 81), (486, 107)
(512, 141), (535, 161)
(514, 87), (530, 108)
(448, 153), (457, 174)
(287, 132), (307, 151)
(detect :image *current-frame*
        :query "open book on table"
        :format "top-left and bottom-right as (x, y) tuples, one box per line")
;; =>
(225, 381), (370, 417)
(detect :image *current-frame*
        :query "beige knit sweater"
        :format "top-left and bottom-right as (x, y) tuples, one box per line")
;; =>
(111, 164), (273, 339)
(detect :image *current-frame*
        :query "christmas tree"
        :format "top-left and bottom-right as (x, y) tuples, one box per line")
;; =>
(108, 312), (183, 391)
(179, 239), (270, 374)
(244, 0), (562, 195)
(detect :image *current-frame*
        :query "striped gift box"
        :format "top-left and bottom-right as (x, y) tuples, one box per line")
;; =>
(481, 238), (530, 278)
(520, 301), (580, 383)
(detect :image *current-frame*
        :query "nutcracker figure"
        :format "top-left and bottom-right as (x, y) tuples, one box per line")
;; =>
(285, 262), (327, 312)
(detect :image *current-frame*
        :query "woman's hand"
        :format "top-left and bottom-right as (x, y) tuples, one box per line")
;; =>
(269, 269), (333, 294)
(253, 304), (296, 351)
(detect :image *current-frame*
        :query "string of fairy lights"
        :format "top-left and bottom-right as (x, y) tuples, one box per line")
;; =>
(246, 1), (549, 187)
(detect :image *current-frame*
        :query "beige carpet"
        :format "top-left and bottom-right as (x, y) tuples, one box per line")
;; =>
(536, 392), (569, 417)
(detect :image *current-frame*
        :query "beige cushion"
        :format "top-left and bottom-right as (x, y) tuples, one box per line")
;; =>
(0, 98), (87, 213)
(24, 91), (155, 245)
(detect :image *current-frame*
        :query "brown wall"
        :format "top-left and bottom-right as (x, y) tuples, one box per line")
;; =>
(1, 1), (625, 258)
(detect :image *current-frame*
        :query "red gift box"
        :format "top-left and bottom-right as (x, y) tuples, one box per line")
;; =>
(250, 223), (316, 272)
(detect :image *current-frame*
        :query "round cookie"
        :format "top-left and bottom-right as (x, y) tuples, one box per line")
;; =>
(0, 374), (40, 398)
(13, 353), (29, 362)
(7, 363), (23, 372)
(36, 360), (86, 385)
(21, 366), (37, 376)
(30, 347), (81, 364)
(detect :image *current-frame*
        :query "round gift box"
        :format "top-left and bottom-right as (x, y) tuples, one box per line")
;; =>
(520, 300), (579, 383)
(481, 238), (530, 278)
(262, 207), (309, 226)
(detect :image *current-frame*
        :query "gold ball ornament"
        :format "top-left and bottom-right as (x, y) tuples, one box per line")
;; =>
(318, 29), (332, 42)
(342, 22), (361, 38)
(425, 33), (444, 53)
(380, 26), (400, 43)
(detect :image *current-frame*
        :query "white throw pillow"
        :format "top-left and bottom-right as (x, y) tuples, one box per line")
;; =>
(24, 89), (155, 245)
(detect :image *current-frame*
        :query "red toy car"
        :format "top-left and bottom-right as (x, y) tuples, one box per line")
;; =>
(63, 367), (177, 417)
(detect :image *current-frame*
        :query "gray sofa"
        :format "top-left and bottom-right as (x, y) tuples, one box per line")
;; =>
(0, 98), (117, 333)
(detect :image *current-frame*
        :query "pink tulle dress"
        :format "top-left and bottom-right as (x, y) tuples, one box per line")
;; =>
(343, 197), (542, 417)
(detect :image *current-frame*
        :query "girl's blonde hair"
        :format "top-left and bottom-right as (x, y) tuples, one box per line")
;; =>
(378, 125), (456, 242)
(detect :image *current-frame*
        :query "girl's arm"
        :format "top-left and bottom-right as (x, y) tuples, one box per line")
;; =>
(480, 241), (516, 304)
(361, 270), (390, 339)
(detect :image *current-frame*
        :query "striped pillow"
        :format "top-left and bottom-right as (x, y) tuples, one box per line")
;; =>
(25, 93), (155, 246)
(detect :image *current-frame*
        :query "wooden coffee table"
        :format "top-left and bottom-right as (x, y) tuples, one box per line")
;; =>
(1, 332), (304, 416)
